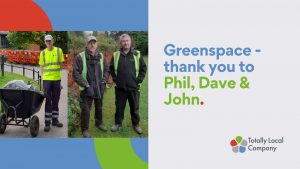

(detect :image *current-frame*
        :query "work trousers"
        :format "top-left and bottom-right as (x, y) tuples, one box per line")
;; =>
(114, 87), (140, 126)
(80, 93), (103, 131)
(43, 80), (61, 125)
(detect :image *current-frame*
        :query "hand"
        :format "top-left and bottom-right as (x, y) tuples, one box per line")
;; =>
(85, 85), (94, 97)
(100, 82), (106, 95)
(136, 79), (142, 84)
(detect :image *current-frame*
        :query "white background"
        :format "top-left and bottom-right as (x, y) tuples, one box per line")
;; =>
(149, 0), (300, 168)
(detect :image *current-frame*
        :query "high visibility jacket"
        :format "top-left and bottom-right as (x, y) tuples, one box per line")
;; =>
(39, 47), (64, 80)
(78, 51), (104, 91)
(113, 50), (140, 77)
(110, 49), (147, 91)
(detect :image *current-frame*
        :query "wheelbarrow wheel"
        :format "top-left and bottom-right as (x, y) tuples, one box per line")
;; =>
(29, 115), (39, 137)
(0, 114), (7, 134)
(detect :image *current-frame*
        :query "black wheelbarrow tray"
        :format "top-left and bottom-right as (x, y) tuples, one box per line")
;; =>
(0, 89), (44, 137)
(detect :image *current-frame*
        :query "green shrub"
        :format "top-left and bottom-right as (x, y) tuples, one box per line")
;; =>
(68, 90), (81, 136)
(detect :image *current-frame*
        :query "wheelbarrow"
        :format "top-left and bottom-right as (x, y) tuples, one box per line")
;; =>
(0, 88), (44, 137)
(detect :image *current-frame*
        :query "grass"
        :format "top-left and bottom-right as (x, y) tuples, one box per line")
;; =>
(0, 71), (40, 88)
(70, 57), (148, 138)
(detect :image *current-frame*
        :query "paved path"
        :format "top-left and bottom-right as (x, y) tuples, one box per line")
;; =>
(0, 63), (68, 138)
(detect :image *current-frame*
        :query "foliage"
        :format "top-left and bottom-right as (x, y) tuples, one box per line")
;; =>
(7, 31), (68, 52)
(97, 34), (117, 53)
(68, 32), (86, 54)
(68, 32), (117, 54)
(7, 31), (45, 50)
(45, 31), (69, 52)
(110, 31), (148, 54)
(68, 88), (81, 136)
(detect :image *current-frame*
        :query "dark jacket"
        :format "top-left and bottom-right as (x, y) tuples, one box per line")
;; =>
(109, 48), (147, 91)
(73, 48), (109, 98)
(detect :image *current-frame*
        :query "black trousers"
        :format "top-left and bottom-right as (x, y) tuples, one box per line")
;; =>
(115, 87), (140, 126)
(43, 80), (61, 125)
(80, 93), (103, 131)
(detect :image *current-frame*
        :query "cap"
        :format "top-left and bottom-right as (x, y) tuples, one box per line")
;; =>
(44, 34), (53, 41)
(87, 36), (97, 43)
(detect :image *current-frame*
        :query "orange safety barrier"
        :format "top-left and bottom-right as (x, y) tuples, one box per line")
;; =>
(10, 51), (17, 63)
(23, 50), (30, 64)
(0, 49), (68, 67)
(63, 54), (68, 67)
(31, 51), (40, 65)
(29, 51), (36, 65)
(15, 51), (22, 64)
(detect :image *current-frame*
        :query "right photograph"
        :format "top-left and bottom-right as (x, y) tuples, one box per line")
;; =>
(68, 31), (148, 138)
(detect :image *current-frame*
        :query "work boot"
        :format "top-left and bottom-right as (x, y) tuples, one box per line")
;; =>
(133, 125), (143, 135)
(44, 124), (50, 132)
(52, 118), (63, 127)
(111, 124), (121, 132)
(95, 123), (108, 131)
(82, 130), (92, 138)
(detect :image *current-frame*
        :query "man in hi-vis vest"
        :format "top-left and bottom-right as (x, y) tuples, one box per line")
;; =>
(73, 36), (109, 138)
(39, 34), (64, 132)
(110, 34), (147, 135)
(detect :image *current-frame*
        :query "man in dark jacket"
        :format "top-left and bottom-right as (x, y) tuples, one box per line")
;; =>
(110, 34), (147, 134)
(73, 36), (109, 138)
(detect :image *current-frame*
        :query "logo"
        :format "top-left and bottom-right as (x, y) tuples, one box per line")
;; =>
(230, 136), (284, 153)
(230, 136), (248, 153)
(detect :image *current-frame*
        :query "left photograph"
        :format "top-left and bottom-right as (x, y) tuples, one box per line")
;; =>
(0, 31), (68, 137)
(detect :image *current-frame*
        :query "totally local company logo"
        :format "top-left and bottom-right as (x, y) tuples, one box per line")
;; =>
(230, 136), (248, 153)
(230, 136), (284, 154)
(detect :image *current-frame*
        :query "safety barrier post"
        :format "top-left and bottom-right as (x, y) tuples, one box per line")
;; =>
(1, 55), (4, 76)
(39, 74), (42, 91)
(33, 68), (35, 80)
(23, 65), (25, 76)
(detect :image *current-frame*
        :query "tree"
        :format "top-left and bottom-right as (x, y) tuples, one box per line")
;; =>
(109, 31), (148, 55)
(97, 34), (117, 53)
(68, 31), (86, 54)
(7, 31), (69, 52)
(44, 31), (69, 52)
(129, 31), (148, 54)
(7, 31), (45, 50)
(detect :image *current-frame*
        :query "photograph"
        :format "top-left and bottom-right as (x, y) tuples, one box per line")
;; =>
(0, 31), (68, 138)
(68, 31), (148, 138)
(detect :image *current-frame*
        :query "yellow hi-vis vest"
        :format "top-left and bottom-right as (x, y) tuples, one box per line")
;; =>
(79, 51), (104, 91)
(40, 47), (63, 80)
(113, 50), (140, 77)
